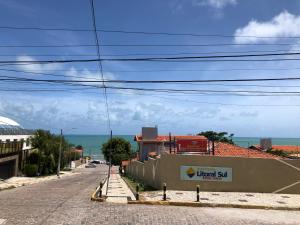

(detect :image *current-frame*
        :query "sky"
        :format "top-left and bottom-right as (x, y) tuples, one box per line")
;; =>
(1, 0), (300, 137)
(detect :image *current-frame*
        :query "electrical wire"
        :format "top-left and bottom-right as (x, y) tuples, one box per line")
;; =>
(1, 25), (300, 39)
(89, 0), (111, 131)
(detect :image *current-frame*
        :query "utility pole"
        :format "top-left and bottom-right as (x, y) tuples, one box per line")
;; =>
(57, 129), (63, 177)
(169, 132), (172, 154)
(105, 130), (112, 195)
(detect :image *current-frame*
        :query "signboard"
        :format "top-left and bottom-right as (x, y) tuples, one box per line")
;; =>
(180, 166), (232, 182)
(177, 139), (208, 153)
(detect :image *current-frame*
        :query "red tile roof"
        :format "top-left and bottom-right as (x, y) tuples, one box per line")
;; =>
(135, 135), (207, 142)
(272, 145), (300, 153)
(215, 142), (281, 159)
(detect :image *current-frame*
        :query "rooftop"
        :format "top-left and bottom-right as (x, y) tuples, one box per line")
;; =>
(215, 142), (281, 159)
(272, 145), (300, 153)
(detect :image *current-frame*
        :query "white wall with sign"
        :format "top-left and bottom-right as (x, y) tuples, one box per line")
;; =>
(180, 166), (232, 182)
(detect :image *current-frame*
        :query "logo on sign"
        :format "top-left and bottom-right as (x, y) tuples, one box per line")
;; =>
(186, 167), (195, 178)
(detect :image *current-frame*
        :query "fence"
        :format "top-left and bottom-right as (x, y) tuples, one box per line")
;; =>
(0, 140), (23, 157)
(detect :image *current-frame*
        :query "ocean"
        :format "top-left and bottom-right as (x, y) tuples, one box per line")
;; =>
(64, 135), (300, 160)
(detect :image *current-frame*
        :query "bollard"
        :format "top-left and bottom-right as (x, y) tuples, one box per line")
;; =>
(196, 185), (200, 202)
(163, 183), (167, 201)
(99, 181), (103, 198)
(136, 184), (139, 201)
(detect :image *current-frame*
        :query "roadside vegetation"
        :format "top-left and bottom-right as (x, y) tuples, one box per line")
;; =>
(102, 137), (133, 165)
(24, 129), (77, 177)
(266, 148), (289, 157)
(122, 174), (157, 193)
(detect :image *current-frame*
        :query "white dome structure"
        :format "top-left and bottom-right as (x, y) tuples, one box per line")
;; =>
(0, 116), (33, 135)
(0, 116), (21, 127)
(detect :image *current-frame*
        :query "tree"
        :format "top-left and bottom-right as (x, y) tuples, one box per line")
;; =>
(29, 129), (72, 175)
(102, 137), (132, 166)
(198, 131), (234, 144)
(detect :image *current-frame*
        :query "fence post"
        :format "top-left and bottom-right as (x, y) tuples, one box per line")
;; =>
(136, 184), (139, 201)
(163, 183), (167, 201)
(99, 181), (103, 198)
(196, 185), (200, 202)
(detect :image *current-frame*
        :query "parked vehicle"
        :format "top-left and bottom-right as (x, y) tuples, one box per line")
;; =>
(85, 162), (96, 168)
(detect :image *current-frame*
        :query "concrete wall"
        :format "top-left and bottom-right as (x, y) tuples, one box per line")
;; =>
(126, 154), (300, 194)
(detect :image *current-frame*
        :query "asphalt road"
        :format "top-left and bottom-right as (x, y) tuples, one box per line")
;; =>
(0, 165), (299, 225)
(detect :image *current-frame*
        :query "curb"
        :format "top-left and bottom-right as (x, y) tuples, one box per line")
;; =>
(90, 178), (107, 202)
(0, 185), (16, 192)
(90, 187), (106, 202)
(128, 200), (300, 211)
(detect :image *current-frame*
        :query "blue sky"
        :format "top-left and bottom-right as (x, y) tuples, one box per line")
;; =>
(1, 0), (300, 137)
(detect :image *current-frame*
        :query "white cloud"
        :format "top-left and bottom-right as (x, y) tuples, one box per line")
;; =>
(194, 0), (237, 9)
(16, 55), (62, 73)
(66, 67), (115, 81)
(234, 11), (300, 44)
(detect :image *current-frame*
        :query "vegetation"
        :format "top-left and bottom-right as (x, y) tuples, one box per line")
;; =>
(101, 137), (132, 166)
(122, 174), (157, 192)
(24, 164), (38, 177)
(266, 148), (288, 157)
(198, 131), (234, 144)
(27, 129), (73, 176)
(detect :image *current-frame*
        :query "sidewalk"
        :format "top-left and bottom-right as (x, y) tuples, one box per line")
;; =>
(91, 170), (300, 210)
(100, 168), (135, 204)
(137, 190), (300, 210)
(0, 171), (78, 191)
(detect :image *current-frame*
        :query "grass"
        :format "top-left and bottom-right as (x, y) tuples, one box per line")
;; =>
(122, 174), (157, 193)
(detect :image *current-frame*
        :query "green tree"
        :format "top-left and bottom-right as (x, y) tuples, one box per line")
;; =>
(102, 137), (132, 166)
(29, 129), (72, 175)
(198, 131), (234, 144)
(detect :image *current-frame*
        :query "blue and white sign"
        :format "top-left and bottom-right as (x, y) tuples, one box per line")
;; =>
(180, 166), (232, 182)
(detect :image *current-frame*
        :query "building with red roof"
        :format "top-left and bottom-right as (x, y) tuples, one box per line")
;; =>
(135, 127), (208, 161)
(134, 127), (282, 161)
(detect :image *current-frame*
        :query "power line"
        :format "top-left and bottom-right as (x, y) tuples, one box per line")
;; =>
(108, 91), (300, 107)
(99, 43), (297, 47)
(4, 68), (300, 88)
(0, 68), (102, 80)
(105, 86), (300, 94)
(8, 67), (300, 73)
(1, 25), (300, 39)
(3, 69), (300, 88)
(0, 43), (297, 48)
(0, 44), (96, 48)
(3, 75), (300, 84)
(89, 0), (111, 132)
(1, 52), (300, 65)
(3, 75), (300, 94)
(1, 77), (300, 96)
(1, 49), (299, 57)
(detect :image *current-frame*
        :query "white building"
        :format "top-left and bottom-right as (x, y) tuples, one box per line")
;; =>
(0, 116), (34, 179)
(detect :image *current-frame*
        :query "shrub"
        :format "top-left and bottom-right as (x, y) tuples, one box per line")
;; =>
(24, 164), (38, 177)
(28, 151), (39, 164)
